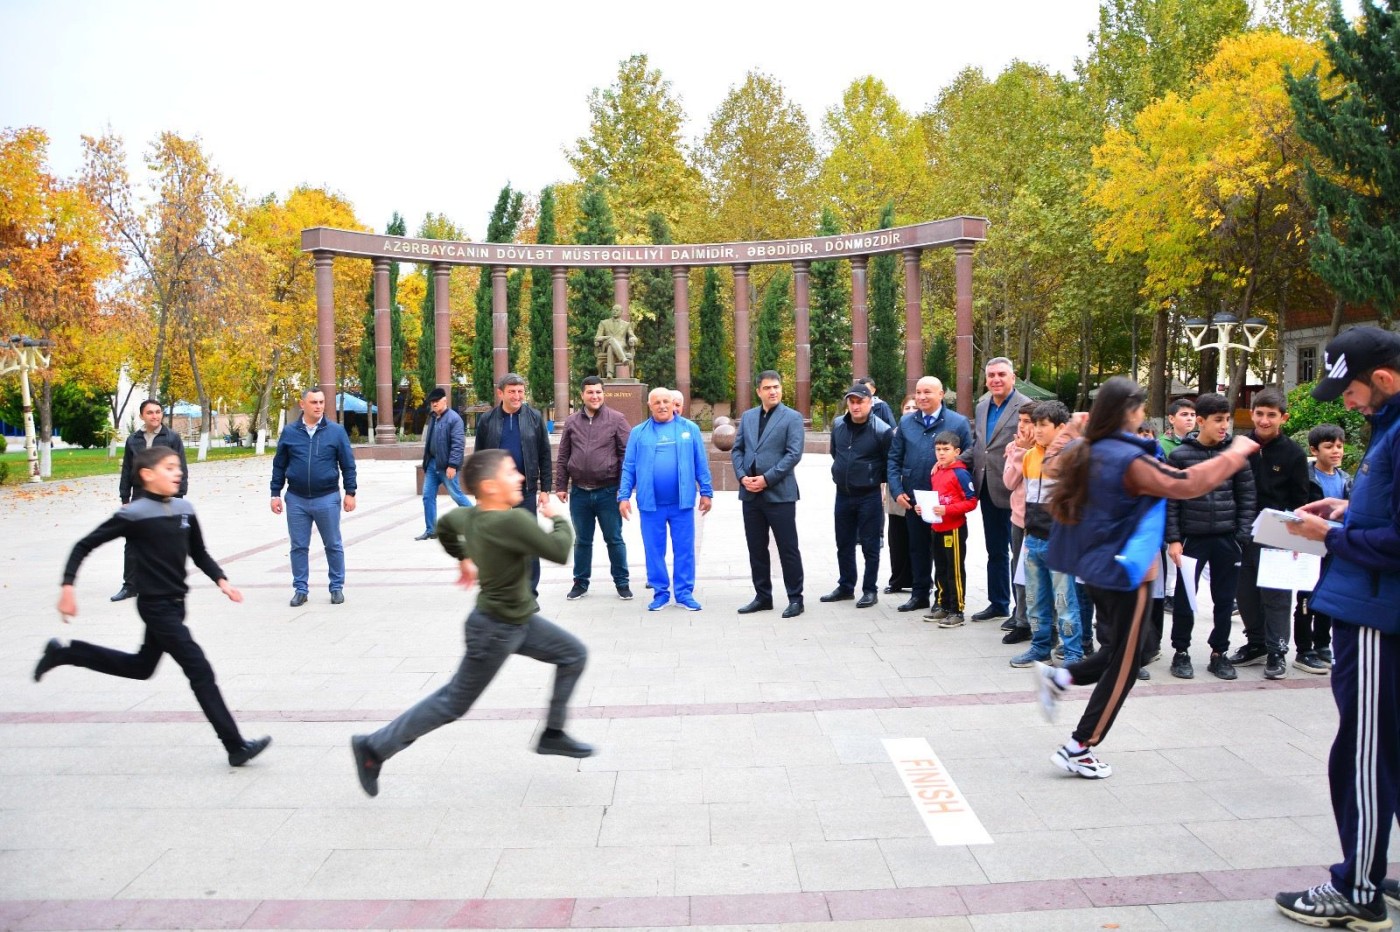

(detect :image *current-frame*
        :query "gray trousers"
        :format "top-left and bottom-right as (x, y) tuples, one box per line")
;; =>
(366, 609), (587, 761)
(1238, 542), (1292, 654)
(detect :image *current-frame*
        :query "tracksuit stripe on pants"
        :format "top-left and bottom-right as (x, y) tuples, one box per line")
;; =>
(1067, 581), (1151, 749)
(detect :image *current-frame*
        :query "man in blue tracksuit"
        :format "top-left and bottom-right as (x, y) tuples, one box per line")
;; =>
(1274, 327), (1400, 928)
(618, 388), (713, 612)
(270, 388), (358, 607)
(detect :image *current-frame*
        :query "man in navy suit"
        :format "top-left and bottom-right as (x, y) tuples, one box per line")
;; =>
(732, 370), (806, 618)
(970, 357), (1030, 622)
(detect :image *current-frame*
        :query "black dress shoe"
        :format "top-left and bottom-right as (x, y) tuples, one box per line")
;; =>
(110, 587), (135, 602)
(536, 731), (595, 758)
(970, 606), (1009, 622)
(819, 588), (855, 603)
(414, 530), (436, 541)
(737, 598), (773, 614)
(897, 597), (930, 612)
(228, 735), (271, 767)
(350, 735), (380, 797)
(289, 591), (308, 607)
(34, 638), (63, 682)
(782, 601), (804, 618)
(1002, 626), (1031, 644)
(330, 589), (345, 605)
(856, 592), (878, 609)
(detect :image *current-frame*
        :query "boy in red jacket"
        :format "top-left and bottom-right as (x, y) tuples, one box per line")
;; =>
(924, 431), (979, 627)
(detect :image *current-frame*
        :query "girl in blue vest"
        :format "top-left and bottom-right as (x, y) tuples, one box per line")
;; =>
(1037, 378), (1258, 779)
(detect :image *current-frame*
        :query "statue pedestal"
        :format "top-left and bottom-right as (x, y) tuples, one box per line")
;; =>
(604, 380), (649, 426)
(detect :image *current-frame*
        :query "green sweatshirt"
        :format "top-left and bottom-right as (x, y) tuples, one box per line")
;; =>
(435, 506), (573, 623)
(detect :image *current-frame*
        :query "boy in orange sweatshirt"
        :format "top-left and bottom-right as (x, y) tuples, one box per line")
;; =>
(923, 431), (979, 627)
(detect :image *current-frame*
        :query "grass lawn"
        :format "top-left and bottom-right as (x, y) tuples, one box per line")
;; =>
(0, 445), (263, 486)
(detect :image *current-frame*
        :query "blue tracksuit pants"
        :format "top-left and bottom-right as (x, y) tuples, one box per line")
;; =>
(639, 503), (696, 601)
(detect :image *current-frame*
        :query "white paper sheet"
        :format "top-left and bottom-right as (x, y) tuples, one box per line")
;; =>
(1251, 508), (1331, 557)
(1257, 547), (1322, 591)
(913, 489), (941, 525)
(1176, 555), (1199, 612)
(1013, 551), (1026, 587)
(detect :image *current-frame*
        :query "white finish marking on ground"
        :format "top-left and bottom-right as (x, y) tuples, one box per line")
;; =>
(884, 737), (993, 846)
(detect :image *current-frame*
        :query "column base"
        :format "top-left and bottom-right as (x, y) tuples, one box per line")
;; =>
(374, 424), (398, 444)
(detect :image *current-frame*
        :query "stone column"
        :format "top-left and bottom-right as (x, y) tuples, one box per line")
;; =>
(851, 256), (869, 380)
(903, 249), (923, 398)
(955, 242), (976, 418)
(433, 263), (451, 393)
(612, 267), (631, 379)
(372, 259), (396, 443)
(734, 264), (751, 415)
(491, 266), (507, 388)
(792, 260), (811, 424)
(552, 267), (569, 420)
(673, 266), (691, 411)
(314, 252), (336, 417)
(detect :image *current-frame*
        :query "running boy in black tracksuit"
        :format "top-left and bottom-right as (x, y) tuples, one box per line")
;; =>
(35, 446), (270, 767)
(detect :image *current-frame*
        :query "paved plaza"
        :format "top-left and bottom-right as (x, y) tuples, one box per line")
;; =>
(0, 450), (1393, 930)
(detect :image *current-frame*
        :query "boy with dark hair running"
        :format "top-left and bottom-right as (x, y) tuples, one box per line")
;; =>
(351, 449), (593, 798)
(35, 446), (270, 767)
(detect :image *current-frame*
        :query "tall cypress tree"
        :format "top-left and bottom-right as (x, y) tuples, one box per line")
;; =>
(809, 207), (851, 426)
(568, 179), (618, 386)
(1286, 0), (1400, 315)
(472, 186), (524, 402)
(358, 211), (408, 422)
(868, 203), (904, 398)
(692, 267), (731, 406)
(634, 211), (676, 389)
(527, 188), (558, 411)
(755, 268), (789, 381)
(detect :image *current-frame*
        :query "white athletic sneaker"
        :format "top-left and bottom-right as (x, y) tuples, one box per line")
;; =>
(1051, 744), (1113, 779)
(1032, 661), (1067, 722)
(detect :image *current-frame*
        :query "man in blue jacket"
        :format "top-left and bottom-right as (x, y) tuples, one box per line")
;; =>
(270, 389), (358, 607)
(618, 388), (713, 612)
(417, 387), (472, 540)
(887, 377), (974, 613)
(1275, 327), (1400, 929)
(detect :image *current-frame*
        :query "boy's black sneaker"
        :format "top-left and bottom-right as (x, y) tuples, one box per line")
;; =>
(1170, 650), (1194, 679)
(34, 638), (64, 682)
(1293, 652), (1330, 675)
(1002, 626), (1030, 645)
(350, 735), (380, 797)
(228, 736), (271, 767)
(1275, 882), (1390, 929)
(536, 731), (595, 758)
(1317, 647), (1334, 664)
(1264, 652), (1288, 680)
(1207, 652), (1237, 681)
(1228, 643), (1268, 666)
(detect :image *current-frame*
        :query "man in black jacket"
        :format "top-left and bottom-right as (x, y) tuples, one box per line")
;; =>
(473, 373), (553, 594)
(1230, 388), (1310, 679)
(822, 384), (893, 608)
(112, 399), (188, 602)
(1165, 393), (1257, 680)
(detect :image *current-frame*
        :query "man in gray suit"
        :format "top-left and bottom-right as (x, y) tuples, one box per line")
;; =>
(970, 357), (1030, 623)
(733, 370), (806, 618)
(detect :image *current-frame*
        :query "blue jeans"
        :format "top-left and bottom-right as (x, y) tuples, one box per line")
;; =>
(834, 488), (884, 594)
(286, 491), (345, 593)
(639, 503), (696, 600)
(423, 460), (472, 533)
(569, 485), (628, 588)
(1024, 535), (1082, 660)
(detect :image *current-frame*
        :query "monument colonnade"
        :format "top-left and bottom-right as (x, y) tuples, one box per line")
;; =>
(302, 216), (988, 443)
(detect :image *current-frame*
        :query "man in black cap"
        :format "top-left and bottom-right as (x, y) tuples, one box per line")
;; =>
(418, 387), (472, 540)
(1274, 326), (1400, 928)
(822, 383), (893, 608)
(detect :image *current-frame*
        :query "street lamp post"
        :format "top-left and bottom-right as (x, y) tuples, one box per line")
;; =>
(0, 335), (55, 483)
(1182, 313), (1269, 395)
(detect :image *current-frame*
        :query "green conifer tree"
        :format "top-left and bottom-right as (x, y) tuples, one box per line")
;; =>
(527, 188), (558, 411)
(634, 211), (677, 389)
(569, 179), (619, 385)
(868, 202), (903, 399)
(692, 267), (731, 405)
(808, 207), (851, 426)
(926, 333), (952, 388)
(755, 268), (789, 381)
(472, 186), (524, 402)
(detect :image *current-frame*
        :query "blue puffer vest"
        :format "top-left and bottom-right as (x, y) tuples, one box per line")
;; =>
(1046, 434), (1162, 591)
(1311, 396), (1400, 634)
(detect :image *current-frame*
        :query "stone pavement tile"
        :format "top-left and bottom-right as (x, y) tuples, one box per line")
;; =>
(601, 716), (682, 741)
(825, 885), (969, 921)
(367, 899), (483, 929)
(0, 846), (165, 899)
(792, 839), (896, 891)
(817, 798), (928, 841)
(956, 877), (1094, 913)
(682, 714), (757, 740)
(751, 711), (824, 738)
(969, 830), (1112, 884)
(5, 771), (256, 810)
(703, 681), (767, 703)
(1226, 740), (1329, 776)
(118, 847), (330, 898)
(523, 771), (616, 806)
(1106, 779), (1236, 825)
(612, 768), (703, 805)
(299, 847), (502, 898)
(570, 894), (691, 928)
(674, 736), (760, 770)
(702, 766), (794, 804)
(242, 899), (395, 929)
(1195, 777), (1333, 820)
(689, 890), (828, 924)
(599, 802), (711, 846)
(1013, 775), (1142, 830)
(120, 898), (262, 929)
(814, 709), (889, 735)
(957, 791), (1047, 834)
(783, 919), (975, 932)
(265, 806), (448, 849)
(1076, 748), (1190, 787)
(1149, 899), (1308, 930)
(33, 740), (226, 776)
(759, 681), (825, 702)
(1186, 817), (1339, 869)
(1076, 870), (1223, 907)
(1157, 745), (1276, 781)
(431, 805), (603, 849)
(786, 764), (885, 804)
(1071, 823), (1231, 876)
(755, 735), (844, 768)
(0, 806), (291, 850)
(674, 843), (802, 895)
(877, 839), (991, 888)
(588, 686), (651, 706)
(7, 900), (144, 932)
(486, 845), (676, 897)
(709, 802), (827, 845)
(968, 905), (1166, 931)
(830, 733), (898, 765)
(1200, 864), (1334, 900)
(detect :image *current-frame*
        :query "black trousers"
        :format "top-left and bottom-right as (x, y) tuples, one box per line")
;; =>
(886, 511), (912, 590)
(931, 525), (968, 612)
(1294, 591), (1334, 655)
(1170, 534), (1242, 654)
(61, 596), (245, 752)
(1067, 582), (1153, 748)
(834, 489), (883, 594)
(905, 509), (935, 600)
(743, 498), (804, 602)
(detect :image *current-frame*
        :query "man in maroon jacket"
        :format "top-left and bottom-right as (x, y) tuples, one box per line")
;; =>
(555, 376), (633, 601)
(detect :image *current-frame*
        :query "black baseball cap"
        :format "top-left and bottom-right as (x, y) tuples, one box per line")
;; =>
(1313, 326), (1400, 402)
(844, 383), (872, 399)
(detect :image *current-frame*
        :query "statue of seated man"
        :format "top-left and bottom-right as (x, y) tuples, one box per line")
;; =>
(594, 303), (638, 379)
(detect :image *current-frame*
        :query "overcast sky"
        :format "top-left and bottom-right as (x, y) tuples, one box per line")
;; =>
(0, 0), (1204, 239)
